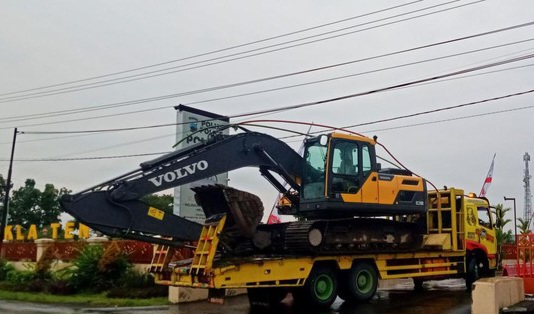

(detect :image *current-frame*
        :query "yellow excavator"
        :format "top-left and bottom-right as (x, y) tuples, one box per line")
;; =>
(61, 129), (426, 255)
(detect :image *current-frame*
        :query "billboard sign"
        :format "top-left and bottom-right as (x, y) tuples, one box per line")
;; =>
(173, 105), (229, 223)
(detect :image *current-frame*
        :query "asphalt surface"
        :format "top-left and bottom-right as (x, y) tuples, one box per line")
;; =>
(0, 279), (472, 314)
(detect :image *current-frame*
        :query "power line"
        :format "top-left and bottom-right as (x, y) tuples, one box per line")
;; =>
(0, 1), (423, 98)
(362, 105), (534, 133)
(0, 0), (486, 103)
(187, 62), (534, 106)
(2, 23), (533, 127)
(18, 52), (534, 135)
(0, 152), (171, 162)
(2, 59), (532, 136)
(280, 89), (534, 140)
(8, 96), (534, 162)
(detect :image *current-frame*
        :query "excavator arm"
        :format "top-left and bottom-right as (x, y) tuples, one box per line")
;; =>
(60, 131), (304, 246)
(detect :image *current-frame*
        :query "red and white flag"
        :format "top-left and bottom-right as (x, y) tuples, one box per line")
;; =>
(267, 208), (282, 224)
(479, 154), (496, 197)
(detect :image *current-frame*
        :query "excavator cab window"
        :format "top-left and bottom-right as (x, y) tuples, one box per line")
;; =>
(302, 139), (327, 199)
(330, 140), (360, 195)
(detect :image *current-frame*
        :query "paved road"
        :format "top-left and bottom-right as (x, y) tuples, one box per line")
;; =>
(0, 281), (471, 314)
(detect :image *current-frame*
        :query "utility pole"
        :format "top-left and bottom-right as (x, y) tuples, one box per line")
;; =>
(0, 128), (18, 257)
(524, 153), (532, 229)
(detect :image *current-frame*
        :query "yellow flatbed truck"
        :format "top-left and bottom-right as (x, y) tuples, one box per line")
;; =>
(60, 130), (497, 309)
(150, 188), (497, 308)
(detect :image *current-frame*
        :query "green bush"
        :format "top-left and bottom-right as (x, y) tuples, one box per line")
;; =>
(118, 269), (156, 288)
(0, 259), (15, 281)
(66, 243), (132, 292)
(6, 269), (36, 285)
(3, 269), (38, 292)
(106, 269), (167, 299)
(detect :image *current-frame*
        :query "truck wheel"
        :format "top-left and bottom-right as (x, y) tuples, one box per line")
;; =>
(247, 287), (286, 308)
(466, 257), (480, 291)
(348, 262), (378, 302)
(294, 265), (338, 308)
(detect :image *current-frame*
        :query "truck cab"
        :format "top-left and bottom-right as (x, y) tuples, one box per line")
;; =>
(427, 189), (497, 283)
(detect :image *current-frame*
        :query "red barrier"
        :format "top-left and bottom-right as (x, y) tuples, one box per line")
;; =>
(2, 242), (37, 261)
(502, 234), (534, 294)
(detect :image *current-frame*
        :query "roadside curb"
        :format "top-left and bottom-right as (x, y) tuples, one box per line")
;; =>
(79, 306), (169, 313)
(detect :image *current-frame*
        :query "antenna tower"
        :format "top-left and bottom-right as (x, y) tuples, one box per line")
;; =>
(525, 152), (532, 228)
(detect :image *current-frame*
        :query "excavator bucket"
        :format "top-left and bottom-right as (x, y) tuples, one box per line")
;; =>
(193, 184), (264, 253)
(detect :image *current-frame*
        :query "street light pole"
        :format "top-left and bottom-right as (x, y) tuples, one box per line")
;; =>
(504, 196), (517, 243)
(0, 128), (18, 257)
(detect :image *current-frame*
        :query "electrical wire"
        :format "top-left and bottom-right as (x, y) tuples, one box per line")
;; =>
(0, 0), (488, 103)
(0, 152), (171, 162)
(7, 103), (534, 162)
(362, 104), (534, 133)
(280, 89), (534, 140)
(0, 22), (534, 127)
(17, 52), (534, 135)
(0, 1), (423, 98)
(3, 35), (533, 127)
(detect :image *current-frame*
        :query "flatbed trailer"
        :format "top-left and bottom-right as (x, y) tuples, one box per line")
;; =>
(150, 188), (497, 308)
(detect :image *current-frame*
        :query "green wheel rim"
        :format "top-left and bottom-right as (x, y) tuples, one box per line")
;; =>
(314, 274), (335, 301)
(356, 270), (373, 294)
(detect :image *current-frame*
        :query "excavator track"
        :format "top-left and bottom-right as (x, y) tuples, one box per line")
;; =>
(254, 218), (423, 256)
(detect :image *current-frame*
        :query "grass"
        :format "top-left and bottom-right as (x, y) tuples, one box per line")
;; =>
(0, 289), (169, 307)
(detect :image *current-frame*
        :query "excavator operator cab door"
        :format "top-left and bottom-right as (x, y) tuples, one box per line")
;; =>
(302, 136), (328, 200)
(327, 139), (376, 204)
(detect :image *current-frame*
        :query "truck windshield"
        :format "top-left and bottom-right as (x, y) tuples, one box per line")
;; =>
(302, 140), (327, 199)
(477, 206), (493, 229)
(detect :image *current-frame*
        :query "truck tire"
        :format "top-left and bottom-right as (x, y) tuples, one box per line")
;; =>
(293, 265), (338, 308)
(466, 257), (480, 291)
(348, 262), (378, 302)
(247, 287), (286, 308)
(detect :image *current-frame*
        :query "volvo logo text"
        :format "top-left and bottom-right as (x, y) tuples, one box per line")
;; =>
(148, 160), (208, 187)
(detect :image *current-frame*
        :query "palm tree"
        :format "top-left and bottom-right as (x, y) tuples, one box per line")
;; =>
(492, 204), (513, 269)
(517, 217), (531, 235)
(492, 204), (512, 229)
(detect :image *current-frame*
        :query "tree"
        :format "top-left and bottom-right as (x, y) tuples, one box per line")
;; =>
(8, 179), (70, 229)
(492, 204), (512, 229)
(492, 204), (514, 269)
(517, 217), (531, 235)
(0, 174), (6, 200)
(141, 193), (174, 213)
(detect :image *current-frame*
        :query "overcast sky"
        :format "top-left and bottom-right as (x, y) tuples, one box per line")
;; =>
(1, 1), (533, 225)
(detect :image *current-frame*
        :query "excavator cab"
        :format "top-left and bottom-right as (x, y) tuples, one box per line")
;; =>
(298, 133), (427, 218)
